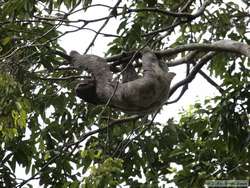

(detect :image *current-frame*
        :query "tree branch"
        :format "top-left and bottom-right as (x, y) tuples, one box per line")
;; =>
(167, 51), (199, 66)
(168, 51), (216, 98)
(143, 0), (210, 37)
(198, 69), (224, 93)
(127, 8), (193, 18)
(106, 40), (250, 63)
(158, 40), (250, 58)
(84, 0), (123, 54)
(37, 75), (86, 81)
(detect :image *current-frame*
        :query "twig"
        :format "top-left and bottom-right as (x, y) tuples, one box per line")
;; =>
(84, 0), (123, 54)
(37, 75), (86, 81)
(144, 0), (210, 37)
(198, 69), (224, 93)
(152, 0), (194, 46)
(127, 8), (194, 18)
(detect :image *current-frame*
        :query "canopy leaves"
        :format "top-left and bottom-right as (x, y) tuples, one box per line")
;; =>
(0, 0), (249, 187)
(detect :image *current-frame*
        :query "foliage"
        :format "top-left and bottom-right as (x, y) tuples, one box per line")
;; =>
(0, 0), (249, 187)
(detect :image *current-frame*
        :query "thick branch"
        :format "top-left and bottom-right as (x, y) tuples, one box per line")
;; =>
(167, 51), (199, 66)
(106, 40), (250, 63)
(158, 40), (250, 58)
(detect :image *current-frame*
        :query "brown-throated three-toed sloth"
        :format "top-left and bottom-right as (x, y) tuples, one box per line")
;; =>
(70, 48), (175, 115)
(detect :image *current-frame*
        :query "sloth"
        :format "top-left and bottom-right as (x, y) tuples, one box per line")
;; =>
(70, 48), (175, 115)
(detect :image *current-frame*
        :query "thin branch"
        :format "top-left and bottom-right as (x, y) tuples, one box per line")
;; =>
(127, 8), (194, 18)
(68, 4), (115, 15)
(198, 69), (224, 93)
(152, 0), (195, 46)
(37, 75), (86, 81)
(52, 67), (76, 71)
(144, 19), (188, 37)
(9, 0), (208, 27)
(84, 0), (123, 54)
(0, 0), (210, 61)
(81, 27), (120, 38)
(168, 51), (216, 99)
(144, 0), (210, 37)
(180, 0), (195, 11)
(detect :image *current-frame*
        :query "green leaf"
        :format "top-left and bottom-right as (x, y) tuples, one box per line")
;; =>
(83, 0), (92, 9)
(1, 37), (11, 46)
(209, 53), (227, 77)
(117, 20), (127, 34)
